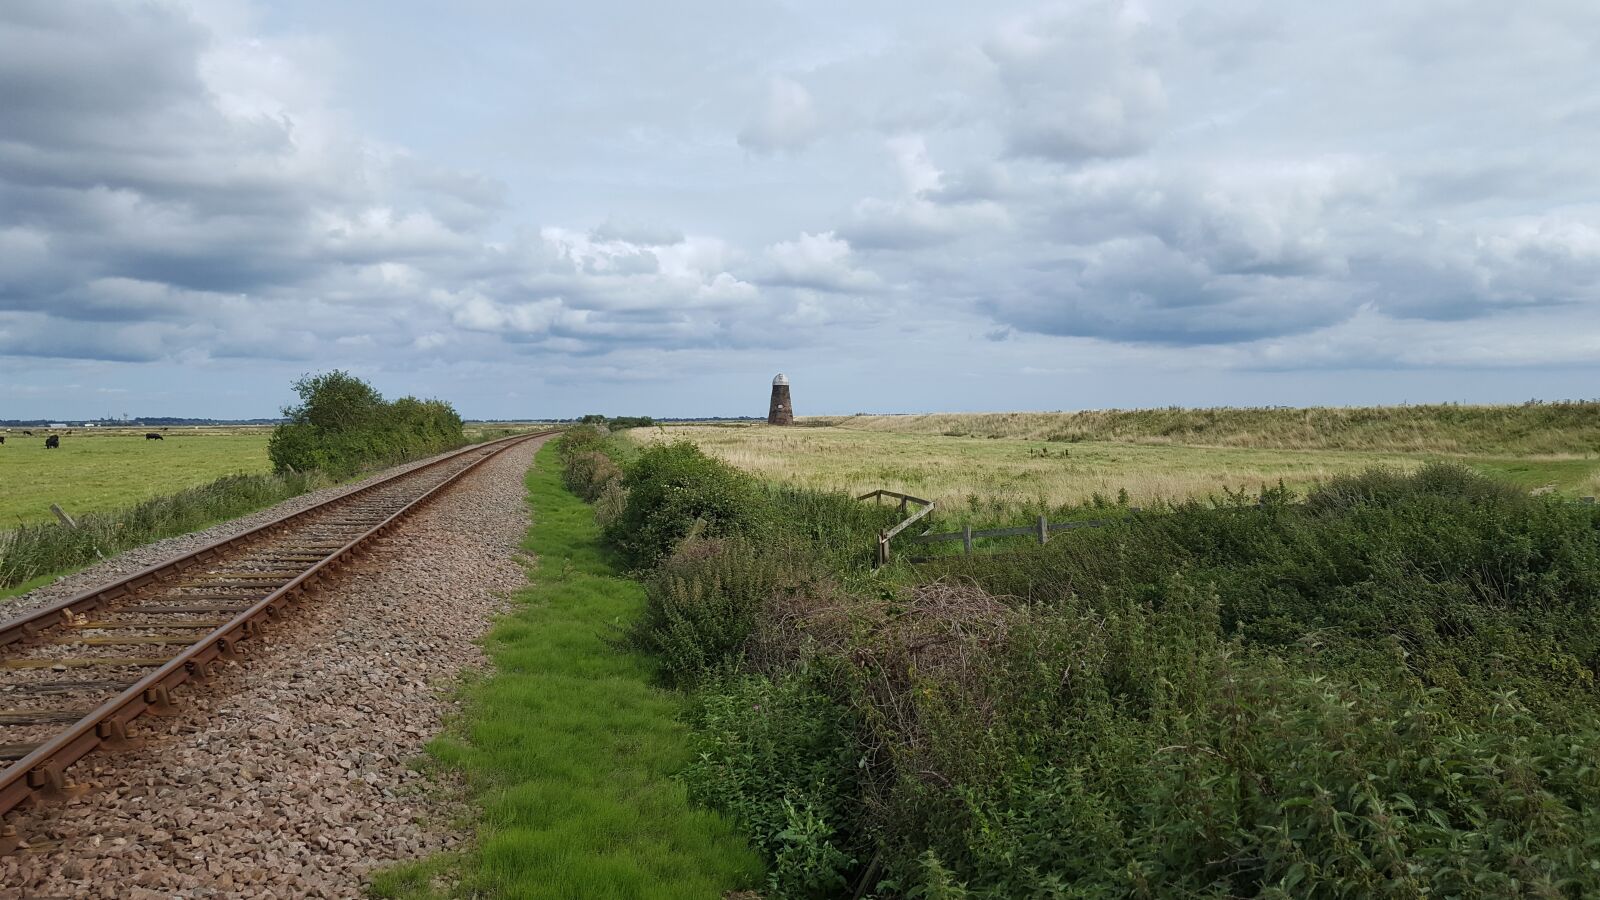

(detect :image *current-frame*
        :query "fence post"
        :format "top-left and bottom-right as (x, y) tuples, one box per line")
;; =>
(962, 524), (973, 555)
(899, 496), (908, 515)
(1037, 515), (1049, 545)
(50, 504), (76, 529)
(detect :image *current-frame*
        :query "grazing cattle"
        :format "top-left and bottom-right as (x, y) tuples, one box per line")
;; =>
(22, 430), (33, 435)
(45, 435), (60, 449)
(145, 432), (163, 440)
(0, 436), (5, 445)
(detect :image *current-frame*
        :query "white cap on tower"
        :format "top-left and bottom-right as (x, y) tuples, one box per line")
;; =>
(772, 373), (789, 385)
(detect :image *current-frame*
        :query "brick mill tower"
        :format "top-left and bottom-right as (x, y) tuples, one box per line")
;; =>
(767, 373), (794, 425)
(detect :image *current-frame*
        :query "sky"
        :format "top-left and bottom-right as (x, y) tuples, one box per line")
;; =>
(2, 0), (1598, 420)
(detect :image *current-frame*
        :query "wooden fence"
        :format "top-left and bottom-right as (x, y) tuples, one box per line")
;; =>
(866, 492), (1599, 568)
(858, 489), (935, 568)
(905, 513), (1134, 562)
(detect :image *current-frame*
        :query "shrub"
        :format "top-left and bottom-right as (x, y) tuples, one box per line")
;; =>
(563, 450), (622, 502)
(557, 424), (609, 461)
(682, 672), (863, 899)
(628, 536), (815, 686)
(606, 441), (766, 568)
(593, 479), (630, 530)
(267, 371), (463, 478)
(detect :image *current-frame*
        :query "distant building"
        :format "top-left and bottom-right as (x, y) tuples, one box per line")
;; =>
(768, 373), (794, 425)
(48, 423), (67, 429)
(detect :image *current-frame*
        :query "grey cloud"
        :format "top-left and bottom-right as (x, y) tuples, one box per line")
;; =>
(737, 78), (821, 155)
(985, 3), (1167, 162)
(589, 217), (685, 247)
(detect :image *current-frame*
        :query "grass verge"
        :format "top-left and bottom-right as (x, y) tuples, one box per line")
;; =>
(0, 471), (327, 592)
(374, 440), (761, 899)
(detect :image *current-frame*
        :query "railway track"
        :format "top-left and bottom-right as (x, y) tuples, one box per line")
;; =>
(0, 431), (552, 853)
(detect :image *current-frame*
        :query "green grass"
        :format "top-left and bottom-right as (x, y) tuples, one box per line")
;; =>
(0, 428), (272, 526)
(378, 441), (762, 899)
(0, 470), (326, 591)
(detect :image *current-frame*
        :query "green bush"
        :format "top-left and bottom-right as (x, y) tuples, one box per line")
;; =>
(627, 537), (815, 686)
(864, 464), (1600, 894)
(682, 672), (864, 899)
(606, 441), (767, 567)
(563, 450), (622, 502)
(556, 424), (609, 461)
(593, 479), (630, 530)
(267, 371), (464, 478)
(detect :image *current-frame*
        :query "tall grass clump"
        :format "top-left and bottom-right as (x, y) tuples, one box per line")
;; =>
(268, 370), (464, 478)
(0, 470), (323, 589)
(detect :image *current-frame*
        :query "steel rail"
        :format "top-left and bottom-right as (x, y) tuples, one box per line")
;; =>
(1, 435), (529, 649)
(0, 430), (553, 850)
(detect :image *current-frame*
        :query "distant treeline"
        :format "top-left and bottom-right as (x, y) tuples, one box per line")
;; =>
(821, 401), (1600, 455)
(578, 414), (659, 429)
(267, 371), (465, 478)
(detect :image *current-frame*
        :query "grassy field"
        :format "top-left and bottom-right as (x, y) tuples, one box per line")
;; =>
(376, 441), (762, 898)
(0, 427), (273, 527)
(624, 424), (1600, 524)
(809, 402), (1600, 454)
(0, 423), (552, 528)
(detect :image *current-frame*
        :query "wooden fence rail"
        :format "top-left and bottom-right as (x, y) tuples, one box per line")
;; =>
(858, 490), (936, 568)
(870, 492), (1599, 567)
(907, 512), (1138, 560)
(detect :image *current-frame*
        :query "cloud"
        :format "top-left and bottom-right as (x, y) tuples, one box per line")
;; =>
(841, 137), (1011, 249)
(758, 232), (880, 293)
(737, 77), (821, 155)
(985, 2), (1168, 162)
(589, 216), (685, 247)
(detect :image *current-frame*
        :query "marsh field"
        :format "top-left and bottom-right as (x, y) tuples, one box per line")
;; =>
(624, 405), (1600, 527)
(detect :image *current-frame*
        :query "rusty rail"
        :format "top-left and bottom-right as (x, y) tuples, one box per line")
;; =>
(0, 430), (554, 851)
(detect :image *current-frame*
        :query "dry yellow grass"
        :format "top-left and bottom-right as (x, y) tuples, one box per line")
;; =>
(808, 404), (1600, 455)
(627, 426), (1403, 516)
(623, 423), (1600, 524)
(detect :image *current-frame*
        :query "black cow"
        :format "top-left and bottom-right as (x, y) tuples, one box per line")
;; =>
(45, 435), (60, 449)
(145, 432), (163, 440)
(0, 436), (5, 445)
(22, 430), (33, 435)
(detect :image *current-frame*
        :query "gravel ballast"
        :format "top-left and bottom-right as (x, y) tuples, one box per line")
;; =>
(0, 435), (547, 899)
